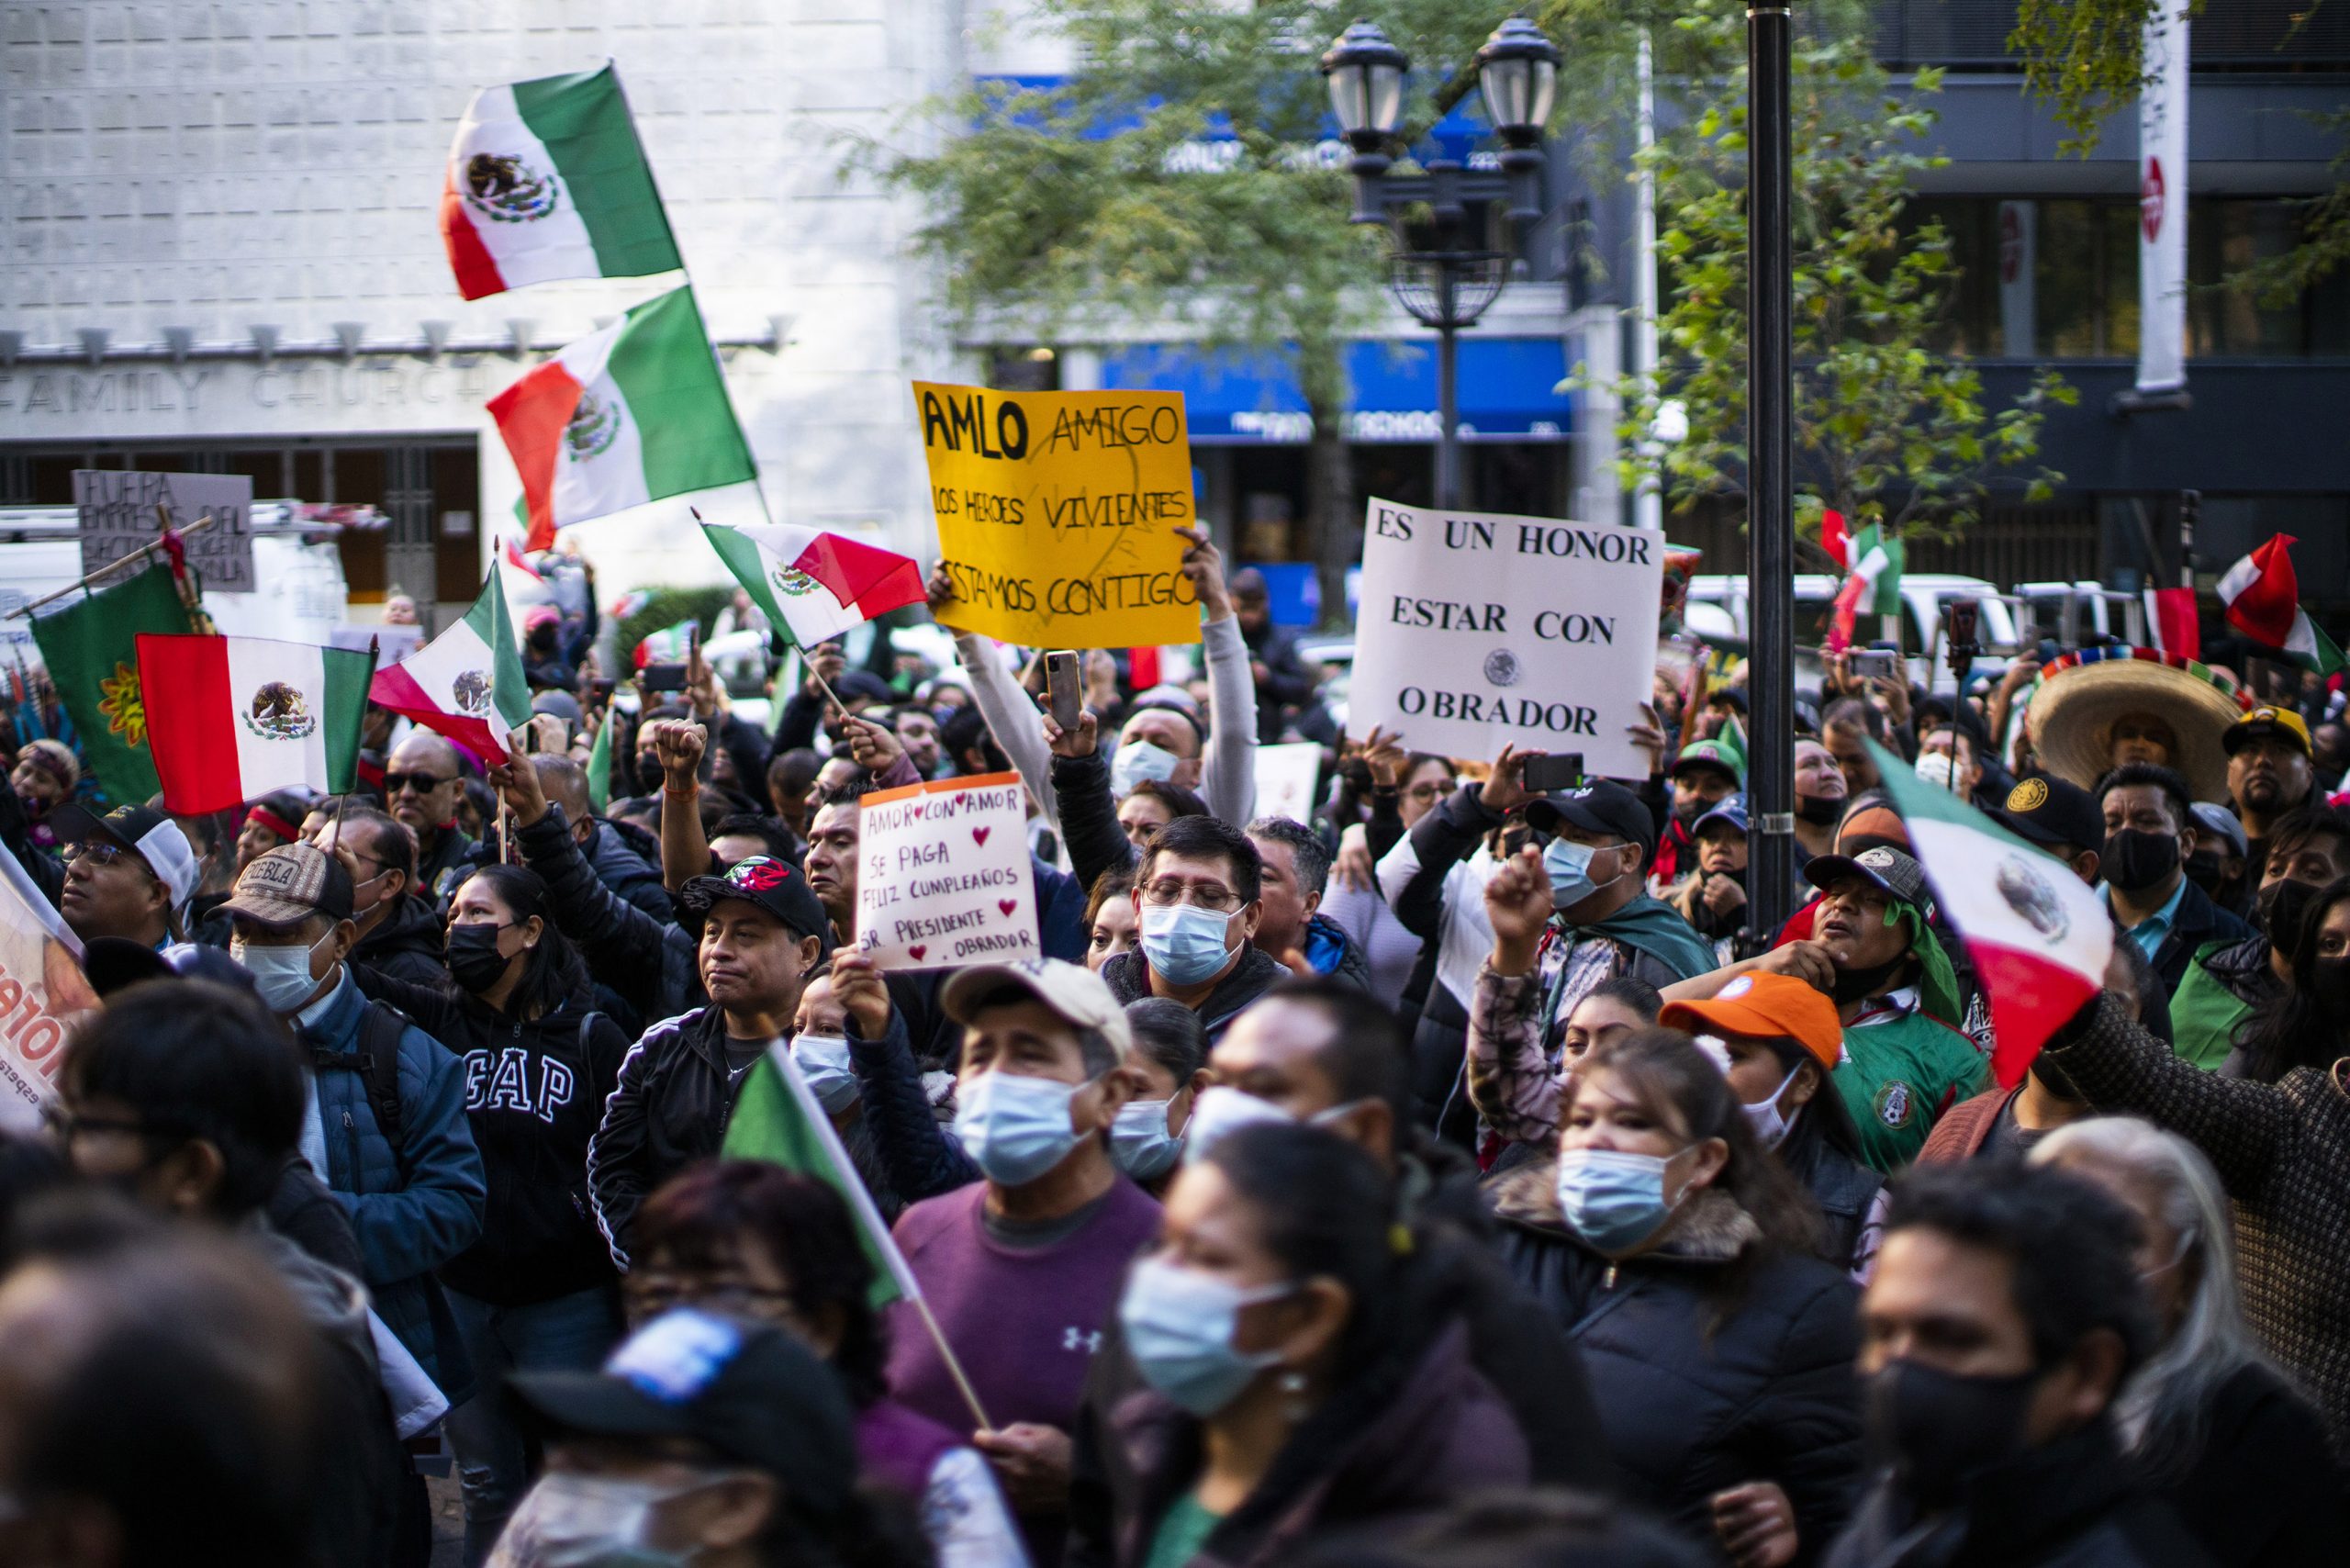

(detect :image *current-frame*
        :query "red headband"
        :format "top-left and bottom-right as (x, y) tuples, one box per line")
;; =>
(245, 804), (302, 844)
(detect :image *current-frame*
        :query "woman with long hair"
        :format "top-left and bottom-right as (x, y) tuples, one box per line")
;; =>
(620, 1160), (1028, 1568)
(2228, 876), (2350, 1083)
(1096, 1122), (1528, 1565)
(345, 860), (632, 1563)
(2032, 1118), (2344, 1567)
(1487, 1028), (1862, 1567)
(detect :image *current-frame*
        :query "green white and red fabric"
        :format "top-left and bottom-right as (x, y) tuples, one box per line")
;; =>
(720, 1043), (921, 1309)
(702, 520), (926, 650)
(1872, 741), (2112, 1087)
(2143, 587), (2201, 661)
(136, 635), (373, 814)
(441, 63), (682, 302)
(2219, 535), (2346, 676)
(369, 571), (534, 765)
(1821, 510), (1906, 651)
(489, 286), (759, 550)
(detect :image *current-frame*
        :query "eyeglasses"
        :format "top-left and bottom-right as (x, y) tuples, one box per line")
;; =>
(382, 771), (457, 795)
(66, 841), (151, 876)
(40, 1103), (148, 1144)
(626, 1276), (802, 1323)
(1138, 878), (1242, 912)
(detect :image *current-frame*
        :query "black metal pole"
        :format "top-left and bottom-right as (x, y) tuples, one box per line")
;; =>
(1437, 263), (1462, 510)
(1748, 2), (1796, 935)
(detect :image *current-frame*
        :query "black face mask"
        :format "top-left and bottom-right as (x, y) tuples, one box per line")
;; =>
(2100, 829), (2180, 893)
(1863, 1359), (2039, 1506)
(1672, 796), (1711, 828)
(2259, 878), (2320, 947)
(1830, 953), (1909, 1005)
(529, 626), (558, 652)
(445, 922), (515, 995)
(2181, 849), (2227, 895)
(1796, 794), (1846, 826)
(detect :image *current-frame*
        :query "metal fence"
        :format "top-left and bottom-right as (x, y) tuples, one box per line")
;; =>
(1872, 1), (2350, 69)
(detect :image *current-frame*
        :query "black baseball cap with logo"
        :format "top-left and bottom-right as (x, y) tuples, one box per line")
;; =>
(1804, 844), (1931, 911)
(1990, 772), (2104, 856)
(46, 802), (202, 913)
(1525, 779), (1658, 862)
(677, 856), (833, 948)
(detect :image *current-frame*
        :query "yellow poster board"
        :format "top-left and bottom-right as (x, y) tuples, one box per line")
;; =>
(912, 381), (1202, 647)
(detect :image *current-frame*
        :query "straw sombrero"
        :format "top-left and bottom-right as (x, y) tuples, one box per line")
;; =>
(2025, 648), (2253, 802)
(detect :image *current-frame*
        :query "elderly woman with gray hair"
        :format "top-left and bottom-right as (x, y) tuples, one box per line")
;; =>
(2031, 1117), (2344, 1568)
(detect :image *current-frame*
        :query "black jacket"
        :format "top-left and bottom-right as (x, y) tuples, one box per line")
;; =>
(350, 967), (630, 1305)
(353, 892), (450, 990)
(2141, 877), (2255, 996)
(1054, 748), (1139, 906)
(1781, 1126), (1886, 1276)
(1240, 619), (1315, 745)
(1100, 944), (1289, 1046)
(1826, 1420), (2215, 1568)
(1489, 1164), (1863, 1562)
(584, 817), (677, 924)
(416, 823), (484, 911)
(520, 802), (703, 1025)
(1389, 783), (1502, 1142)
(2153, 1360), (2344, 1568)
(586, 1003), (744, 1269)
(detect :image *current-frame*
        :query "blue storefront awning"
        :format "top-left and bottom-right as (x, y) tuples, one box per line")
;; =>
(1099, 338), (1573, 444)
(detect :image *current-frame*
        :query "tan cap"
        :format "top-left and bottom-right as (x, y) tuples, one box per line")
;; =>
(218, 842), (354, 928)
(940, 958), (1133, 1057)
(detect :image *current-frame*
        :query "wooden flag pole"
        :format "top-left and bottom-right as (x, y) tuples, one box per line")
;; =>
(907, 1289), (995, 1435)
(6, 512), (218, 621)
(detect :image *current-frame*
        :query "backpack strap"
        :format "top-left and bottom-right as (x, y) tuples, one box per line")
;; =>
(576, 1011), (600, 1058)
(353, 1002), (409, 1158)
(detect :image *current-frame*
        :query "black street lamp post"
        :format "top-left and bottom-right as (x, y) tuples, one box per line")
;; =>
(1322, 17), (1559, 510)
(1748, 4), (1796, 935)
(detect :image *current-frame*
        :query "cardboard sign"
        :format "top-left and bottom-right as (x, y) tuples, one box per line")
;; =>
(0, 850), (97, 1134)
(74, 470), (255, 591)
(912, 382), (1202, 648)
(856, 771), (1040, 969)
(1348, 497), (1664, 778)
(1253, 742), (1325, 826)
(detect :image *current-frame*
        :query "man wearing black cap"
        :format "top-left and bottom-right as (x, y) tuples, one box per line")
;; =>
(498, 1307), (869, 1565)
(1466, 752), (1719, 1148)
(587, 855), (833, 1267)
(2225, 706), (2319, 885)
(1990, 773), (2106, 888)
(40, 801), (201, 948)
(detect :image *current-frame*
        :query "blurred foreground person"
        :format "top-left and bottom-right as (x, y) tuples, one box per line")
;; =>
(2033, 1119), (2344, 1568)
(1294, 1489), (1713, 1568)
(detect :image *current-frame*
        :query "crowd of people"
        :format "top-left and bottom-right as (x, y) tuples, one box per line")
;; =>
(4, 530), (2349, 1568)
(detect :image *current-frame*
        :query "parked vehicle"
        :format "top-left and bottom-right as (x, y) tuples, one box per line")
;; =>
(1685, 573), (2021, 696)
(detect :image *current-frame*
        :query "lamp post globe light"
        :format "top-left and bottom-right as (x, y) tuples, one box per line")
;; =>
(1319, 14), (1559, 510)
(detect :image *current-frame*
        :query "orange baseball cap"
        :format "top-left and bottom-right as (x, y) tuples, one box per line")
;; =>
(1659, 971), (1843, 1071)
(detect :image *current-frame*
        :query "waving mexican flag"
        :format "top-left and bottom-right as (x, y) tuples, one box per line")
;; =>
(369, 571), (534, 765)
(137, 636), (373, 814)
(441, 62), (682, 301)
(1871, 741), (2111, 1086)
(702, 520), (927, 651)
(490, 286), (759, 550)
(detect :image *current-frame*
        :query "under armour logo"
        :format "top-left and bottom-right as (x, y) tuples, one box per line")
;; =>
(1062, 1327), (1102, 1354)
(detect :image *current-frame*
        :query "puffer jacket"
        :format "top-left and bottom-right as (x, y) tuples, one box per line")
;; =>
(352, 891), (450, 989)
(1301, 912), (1371, 991)
(1488, 1162), (1863, 1562)
(350, 967), (630, 1306)
(300, 969), (487, 1396)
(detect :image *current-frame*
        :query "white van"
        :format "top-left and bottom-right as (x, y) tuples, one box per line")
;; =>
(1685, 572), (2020, 696)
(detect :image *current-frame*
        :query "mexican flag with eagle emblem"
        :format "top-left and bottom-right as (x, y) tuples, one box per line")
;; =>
(441, 62), (682, 302)
(136, 636), (373, 814)
(489, 285), (760, 550)
(368, 569), (535, 765)
(701, 520), (927, 651)
(27, 565), (197, 805)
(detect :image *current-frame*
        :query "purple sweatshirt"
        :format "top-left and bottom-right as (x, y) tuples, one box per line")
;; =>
(884, 1178), (1161, 1440)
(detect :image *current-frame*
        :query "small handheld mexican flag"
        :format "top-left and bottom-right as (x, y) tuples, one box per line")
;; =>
(1821, 510), (1906, 652)
(2218, 535), (2345, 677)
(441, 62), (682, 302)
(1870, 741), (2112, 1086)
(369, 571), (534, 765)
(701, 519), (927, 651)
(720, 1043), (922, 1310)
(137, 636), (374, 814)
(27, 565), (197, 804)
(490, 286), (758, 551)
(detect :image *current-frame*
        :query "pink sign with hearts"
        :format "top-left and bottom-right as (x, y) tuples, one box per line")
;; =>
(852, 770), (1040, 970)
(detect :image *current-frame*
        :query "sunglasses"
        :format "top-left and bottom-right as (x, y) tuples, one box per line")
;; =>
(382, 771), (458, 795)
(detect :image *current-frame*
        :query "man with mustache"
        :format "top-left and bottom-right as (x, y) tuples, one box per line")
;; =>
(2224, 707), (2318, 886)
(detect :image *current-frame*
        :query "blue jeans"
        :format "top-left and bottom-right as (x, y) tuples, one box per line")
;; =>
(443, 1283), (624, 1564)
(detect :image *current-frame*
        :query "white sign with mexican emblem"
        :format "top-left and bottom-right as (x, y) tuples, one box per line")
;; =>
(855, 772), (1040, 970)
(1347, 497), (1664, 779)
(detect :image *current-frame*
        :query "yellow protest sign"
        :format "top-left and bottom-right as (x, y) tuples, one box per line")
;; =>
(912, 381), (1202, 646)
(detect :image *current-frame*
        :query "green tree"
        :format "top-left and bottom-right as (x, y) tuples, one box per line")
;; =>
(1597, 7), (2073, 553)
(861, 2), (1503, 625)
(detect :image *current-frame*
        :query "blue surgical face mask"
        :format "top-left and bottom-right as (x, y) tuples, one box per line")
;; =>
(953, 1070), (1091, 1187)
(1541, 838), (1623, 912)
(1553, 1146), (1692, 1255)
(230, 932), (333, 1016)
(1179, 1084), (1372, 1167)
(1111, 740), (1181, 798)
(1140, 902), (1239, 987)
(1111, 1097), (1184, 1182)
(792, 1033), (858, 1114)
(1118, 1255), (1294, 1416)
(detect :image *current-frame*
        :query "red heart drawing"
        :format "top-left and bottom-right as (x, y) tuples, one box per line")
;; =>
(998, 899), (1017, 917)
(908, 945), (927, 960)
(972, 826), (991, 846)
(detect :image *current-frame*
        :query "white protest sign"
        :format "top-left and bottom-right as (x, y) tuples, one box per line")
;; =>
(0, 849), (98, 1133)
(856, 771), (1041, 969)
(1348, 497), (1663, 779)
(1253, 742), (1324, 825)
(73, 470), (255, 590)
